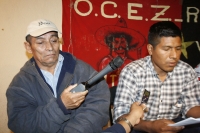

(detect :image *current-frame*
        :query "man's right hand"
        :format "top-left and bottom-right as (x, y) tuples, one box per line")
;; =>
(148, 119), (184, 133)
(134, 118), (184, 133)
(60, 84), (88, 109)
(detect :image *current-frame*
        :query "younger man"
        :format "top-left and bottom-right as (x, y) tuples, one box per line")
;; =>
(113, 21), (200, 133)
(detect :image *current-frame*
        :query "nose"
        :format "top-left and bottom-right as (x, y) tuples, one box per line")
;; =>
(169, 48), (177, 59)
(45, 41), (53, 51)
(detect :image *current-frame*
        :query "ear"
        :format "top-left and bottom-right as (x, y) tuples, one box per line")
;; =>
(24, 42), (32, 54)
(147, 44), (153, 55)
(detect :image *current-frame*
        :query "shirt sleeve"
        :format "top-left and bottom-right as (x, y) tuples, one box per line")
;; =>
(113, 66), (138, 123)
(182, 68), (200, 116)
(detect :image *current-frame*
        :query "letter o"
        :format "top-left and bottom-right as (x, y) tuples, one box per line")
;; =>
(74, 0), (93, 16)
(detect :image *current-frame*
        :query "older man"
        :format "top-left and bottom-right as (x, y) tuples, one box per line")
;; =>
(6, 19), (110, 133)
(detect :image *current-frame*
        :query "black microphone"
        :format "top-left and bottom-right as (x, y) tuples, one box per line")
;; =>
(70, 56), (124, 93)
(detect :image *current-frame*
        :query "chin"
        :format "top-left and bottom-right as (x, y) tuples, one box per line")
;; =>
(166, 68), (174, 72)
(45, 58), (57, 64)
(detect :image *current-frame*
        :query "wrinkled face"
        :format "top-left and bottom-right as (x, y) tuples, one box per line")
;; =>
(148, 36), (182, 74)
(25, 32), (60, 69)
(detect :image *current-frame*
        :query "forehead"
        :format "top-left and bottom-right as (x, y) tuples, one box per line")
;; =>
(157, 36), (182, 47)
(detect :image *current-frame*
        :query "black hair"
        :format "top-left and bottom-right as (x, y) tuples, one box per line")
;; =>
(105, 32), (132, 48)
(148, 21), (182, 47)
(25, 35), (32, 44)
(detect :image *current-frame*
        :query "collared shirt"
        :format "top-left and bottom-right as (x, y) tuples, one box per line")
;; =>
(41, 54), (64, 97)
(113, 56), (200, 122)
(194, 63), (200, 81)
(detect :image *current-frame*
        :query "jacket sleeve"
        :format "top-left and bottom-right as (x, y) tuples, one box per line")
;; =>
(6, 86), (69, 133)
(102, 123), (126, 133)
(63, 60), (110, 133)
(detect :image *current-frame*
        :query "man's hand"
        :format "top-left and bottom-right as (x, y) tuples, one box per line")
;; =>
(61, 84), (88, 109)
(149, 119), (184, 133)
(117, 102), (145, 133)
(126, 102), (145, 125)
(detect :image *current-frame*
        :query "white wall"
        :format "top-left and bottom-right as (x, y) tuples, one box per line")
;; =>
(0, 0), (62, 132)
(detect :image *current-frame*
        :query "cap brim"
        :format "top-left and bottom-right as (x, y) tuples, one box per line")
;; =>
(28, 27), (62, 37)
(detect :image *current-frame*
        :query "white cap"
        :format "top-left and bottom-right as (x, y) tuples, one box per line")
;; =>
(26, 19), (61, 37)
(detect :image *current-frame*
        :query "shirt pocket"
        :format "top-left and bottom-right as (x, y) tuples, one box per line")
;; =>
(170, 103), (182, 119)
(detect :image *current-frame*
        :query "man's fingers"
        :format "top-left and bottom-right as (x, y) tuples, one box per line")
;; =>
(66, 84), (78, 91)
(75, 94), (87, 102)
(74, 89), (88, 96)
(66, 84), (88, 95)
(70, 90), (88, 102)
(141, 104), (146, 110)
(164, 125), (185, 132)
(134, 101), (140, 105)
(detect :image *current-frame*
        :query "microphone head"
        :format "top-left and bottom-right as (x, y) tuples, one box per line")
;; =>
(109, 56), (124, 70)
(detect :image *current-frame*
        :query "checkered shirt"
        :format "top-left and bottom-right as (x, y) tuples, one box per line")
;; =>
(113, 56), (200, 122)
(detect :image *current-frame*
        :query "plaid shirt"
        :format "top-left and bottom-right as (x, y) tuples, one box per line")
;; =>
(113, 56), (200, 122)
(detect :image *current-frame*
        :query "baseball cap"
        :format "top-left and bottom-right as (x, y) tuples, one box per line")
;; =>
(26, 19), (61, 37)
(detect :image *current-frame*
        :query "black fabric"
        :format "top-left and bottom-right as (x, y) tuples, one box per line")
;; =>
(180, 43), (200, 68)
(110, 86), (117, 125)
(181, 0), (200, 68)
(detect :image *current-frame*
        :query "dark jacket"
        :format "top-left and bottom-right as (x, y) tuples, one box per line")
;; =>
(6, 51), (110, 133)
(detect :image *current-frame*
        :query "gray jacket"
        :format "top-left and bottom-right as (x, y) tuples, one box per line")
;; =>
(6, 51), (110, 133)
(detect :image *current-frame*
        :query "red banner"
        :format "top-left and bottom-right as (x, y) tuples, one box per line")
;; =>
(62, 0), (182, 88)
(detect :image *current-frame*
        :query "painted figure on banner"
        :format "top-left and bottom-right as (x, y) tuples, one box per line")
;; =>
(95, 18), (146, 88)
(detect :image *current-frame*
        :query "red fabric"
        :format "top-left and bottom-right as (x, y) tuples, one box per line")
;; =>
(62, 0), (182, 88)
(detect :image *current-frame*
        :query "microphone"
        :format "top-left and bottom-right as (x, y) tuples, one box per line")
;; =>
(70, 56), (124, 93)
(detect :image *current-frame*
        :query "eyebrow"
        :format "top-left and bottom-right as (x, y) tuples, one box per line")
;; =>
(162, 43), (182, 47)
(35, 36), (44, 39)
